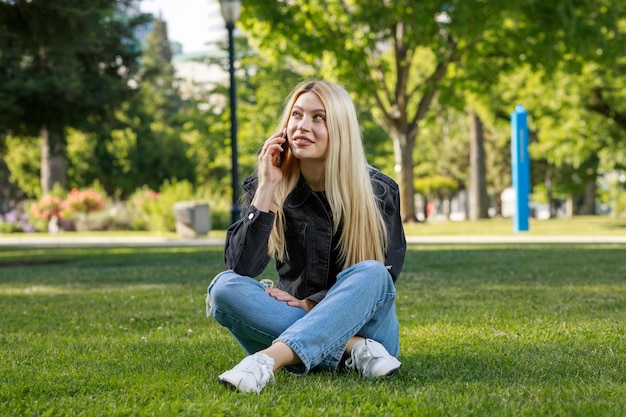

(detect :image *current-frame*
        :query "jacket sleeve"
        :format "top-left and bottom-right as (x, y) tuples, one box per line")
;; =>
(376, 173), (407, 282)
(223, 175), (274, 277)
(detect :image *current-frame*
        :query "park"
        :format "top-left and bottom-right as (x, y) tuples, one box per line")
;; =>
(1, 218), (625, 415)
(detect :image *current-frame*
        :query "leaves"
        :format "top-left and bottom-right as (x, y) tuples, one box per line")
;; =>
(0, 0), (149, 134)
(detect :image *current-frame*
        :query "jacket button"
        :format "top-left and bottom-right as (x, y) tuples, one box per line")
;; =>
(248, 213), (254, 220)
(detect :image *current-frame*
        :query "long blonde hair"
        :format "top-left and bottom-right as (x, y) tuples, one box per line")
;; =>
(266, 80), (388, 269)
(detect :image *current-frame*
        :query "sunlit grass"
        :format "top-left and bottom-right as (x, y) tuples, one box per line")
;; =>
(1, 216), (624, 243)
(0, 229), (228, 240)
(0, 244), (624, 416)
(403, 215), (626, 236)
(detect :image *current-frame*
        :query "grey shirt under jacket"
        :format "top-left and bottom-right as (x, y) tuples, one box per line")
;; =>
(224, 167), (407, 304)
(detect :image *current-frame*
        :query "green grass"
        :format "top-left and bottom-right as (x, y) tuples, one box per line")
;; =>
(0, 229), (228, 240)
(1, 215), (624, 242)
(1, 243), (625, 416)
(403, 215), (626, 236)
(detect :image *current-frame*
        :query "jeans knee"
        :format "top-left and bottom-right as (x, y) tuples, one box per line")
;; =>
(206, 270), (238, 316)
(363, 259), (391, 277)
(368, 261), (395, 293)
(339, 260), (395, 293)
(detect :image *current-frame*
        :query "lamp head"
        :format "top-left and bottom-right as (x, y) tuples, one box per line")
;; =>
(220, 0), (242, 25)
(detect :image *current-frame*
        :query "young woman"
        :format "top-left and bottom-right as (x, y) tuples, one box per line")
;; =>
(207, 80), (406, 394)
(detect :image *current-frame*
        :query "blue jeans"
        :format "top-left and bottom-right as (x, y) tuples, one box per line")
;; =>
(206, 260), (400, 375)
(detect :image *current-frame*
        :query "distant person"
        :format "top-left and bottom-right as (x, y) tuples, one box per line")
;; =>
(206, 80), (406, 394)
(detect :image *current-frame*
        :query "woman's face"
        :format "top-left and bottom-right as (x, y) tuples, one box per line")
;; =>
(286, 91), (329, 164)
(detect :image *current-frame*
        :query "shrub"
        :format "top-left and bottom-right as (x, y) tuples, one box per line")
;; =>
(616, 189), (626, 217)
(29, 195), (63, 222)
(61, 188), (105, 217)
(151, 180), (198, 232)
(129, 180), (197, 233)
(126, 187), (161, 231)
(26, 187), (107, 232)
(195, 184), (231, 230)
(0, 209), (35, 233)
(414, 175), (459, 200)
(71, 203), (135, 231)
(20, 182), (230, 234)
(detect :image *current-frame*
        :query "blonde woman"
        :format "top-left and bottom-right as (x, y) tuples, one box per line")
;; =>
(207, 80), (406, 394)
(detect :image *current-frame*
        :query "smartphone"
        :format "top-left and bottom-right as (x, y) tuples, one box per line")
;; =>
(273, 129), (288, 167)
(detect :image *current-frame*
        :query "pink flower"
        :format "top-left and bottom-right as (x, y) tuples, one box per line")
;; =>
(63, 188), (105, 214)
(30, 195), (63, 221)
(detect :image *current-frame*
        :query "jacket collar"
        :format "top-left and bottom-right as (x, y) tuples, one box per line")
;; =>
(286, 176), (315, 208)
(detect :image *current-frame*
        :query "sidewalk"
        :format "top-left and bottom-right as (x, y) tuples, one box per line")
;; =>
(407, 235), (626, 244)
(0, 235), (224, 247)
(1, 234), (625, 246)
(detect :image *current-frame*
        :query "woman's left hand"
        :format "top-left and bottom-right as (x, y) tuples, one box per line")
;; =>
(266, 288), (316, 312)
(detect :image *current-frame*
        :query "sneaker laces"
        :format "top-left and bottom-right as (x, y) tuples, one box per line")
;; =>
(240, 354), (274, 382)
(260, 279), (274, 289)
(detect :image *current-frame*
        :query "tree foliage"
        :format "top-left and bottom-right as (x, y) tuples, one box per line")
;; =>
(66, 16), (198, 198)
(0, 0), (149, 193)
(237, 0), (625, 221)
(2, 0), (624, 220)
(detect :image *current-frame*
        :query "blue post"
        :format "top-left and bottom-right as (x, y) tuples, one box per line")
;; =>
(511, 105), (530, 232)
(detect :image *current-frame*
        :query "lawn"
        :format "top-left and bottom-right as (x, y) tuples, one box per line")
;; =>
(403, 215), (626, 236)
(0, 242), (624, 416)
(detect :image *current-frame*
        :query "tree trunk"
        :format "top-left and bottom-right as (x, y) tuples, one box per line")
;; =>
(494, 190), (503, 217)
(0, 160), (9, 213)
(583, 179), (597, 215)
(392, 131), (417, 222)
(468, 109), (489, 220)
(41, 125), (67, 195)
(565, 196), (574, 218)
(443, 197), (451, 219)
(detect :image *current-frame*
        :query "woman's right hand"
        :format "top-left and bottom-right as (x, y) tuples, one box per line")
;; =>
(252, 131), (287, 212)
(258, 130), (287, 184)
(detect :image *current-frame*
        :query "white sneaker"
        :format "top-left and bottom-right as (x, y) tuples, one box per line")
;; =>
(345, 338), (401, 378)
(218, 353), (275, 394)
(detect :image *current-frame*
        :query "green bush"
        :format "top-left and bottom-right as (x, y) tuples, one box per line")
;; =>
(195, 184), (231, 230)
(616, 189), (626, 217)
(26, 185), (108, 232)
(126, 186), (160, 231)
(0, 219), (23, 233)
(414, 175), (459, 199)
(70, 203), (144, 231)
(209, 203), (231, 230)
(126, 181), (233, 232)
(17, 180), (233, 234)
(130, 180), (199, 233)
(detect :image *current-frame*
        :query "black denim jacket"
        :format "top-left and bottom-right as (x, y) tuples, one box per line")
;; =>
(224, 167), (407, 304)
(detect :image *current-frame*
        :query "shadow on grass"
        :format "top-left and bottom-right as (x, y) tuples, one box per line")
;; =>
(402, 345), (624, 385)
(0, 245), (226, 287)
(0, 259), (71, 268)
(1, 244), (624, 289)
(600, 220), (626, 231)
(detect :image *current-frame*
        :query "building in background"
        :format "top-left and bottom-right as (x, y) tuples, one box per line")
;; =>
(136, 1), (227, 98)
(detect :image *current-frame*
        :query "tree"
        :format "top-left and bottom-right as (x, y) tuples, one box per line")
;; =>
(466, 0), (625, 216)
(0, 0), (149, 194)
(62, 15), (199, 198)
(239, 1), (462, 221)
(468, 109), (489, 219)
(238, 0), (621, 222)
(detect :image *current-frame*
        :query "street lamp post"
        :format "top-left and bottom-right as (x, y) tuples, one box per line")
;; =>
(220, 0), (242, 224)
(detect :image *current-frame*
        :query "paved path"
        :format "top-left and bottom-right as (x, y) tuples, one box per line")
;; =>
(406, 235), (626, 244)
(0, 234), (625, 247)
